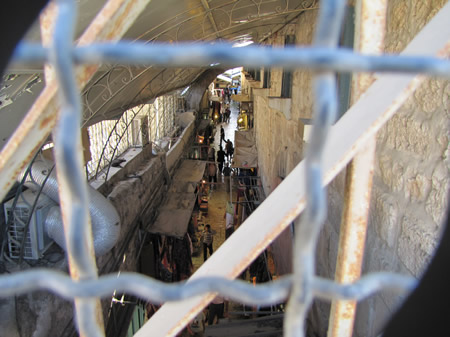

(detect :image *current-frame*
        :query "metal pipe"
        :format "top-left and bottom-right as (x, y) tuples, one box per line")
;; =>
(22, 158), (121, 255)
(327, 1), (387, 336)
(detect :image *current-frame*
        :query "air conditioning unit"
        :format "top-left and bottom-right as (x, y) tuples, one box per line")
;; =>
(4, 189), (55, 260)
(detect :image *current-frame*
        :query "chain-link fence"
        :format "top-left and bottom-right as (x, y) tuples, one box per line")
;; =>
(1, 0), (449, 336)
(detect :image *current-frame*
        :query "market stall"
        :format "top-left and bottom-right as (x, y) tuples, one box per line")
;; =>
(143, 160), (206, 281)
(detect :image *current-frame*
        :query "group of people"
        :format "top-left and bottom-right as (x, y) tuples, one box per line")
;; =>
(190, 210), (233, 336)
(214, 104), (231, 124)
(207, 133), (233, 189)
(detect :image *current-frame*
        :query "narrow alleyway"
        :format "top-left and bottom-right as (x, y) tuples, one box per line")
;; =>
(192, 99), (240, 272)
(184, 99), (283, 336)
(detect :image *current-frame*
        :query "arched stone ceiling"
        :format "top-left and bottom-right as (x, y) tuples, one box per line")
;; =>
(0, 0), (319, 148)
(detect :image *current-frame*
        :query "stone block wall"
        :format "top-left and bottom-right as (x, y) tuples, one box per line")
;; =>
(252, 9), (318, 195)
(357, 0), (449, 334)
(250, 11), (318, 276)
(166, 121), (194, 175)
(291, 9), (317, 122)
(312, 1), (450, 336)
(245, 0), (448, 336)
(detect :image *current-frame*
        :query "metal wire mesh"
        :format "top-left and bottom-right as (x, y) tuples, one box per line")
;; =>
(1, 0), (449, 336)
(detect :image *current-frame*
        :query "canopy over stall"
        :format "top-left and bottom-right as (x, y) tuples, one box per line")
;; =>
(231, 94), (251, 102)
(232, 130), (258, 168)
(148, 160), (206, 238)
(171, 160), (206, 187)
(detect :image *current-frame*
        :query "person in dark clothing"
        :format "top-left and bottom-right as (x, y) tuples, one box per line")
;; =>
(202, 224), (214, 261)
(224, 87), (230, 103)
(207, 162), (217, 189)
(224, 107), (231, 123)
(208, 296), (228, 325)
(220, 126), (225, 145)
(225, 139), (234, 161)
(217, 146), (226, 174)
(223, 163), (232, 193)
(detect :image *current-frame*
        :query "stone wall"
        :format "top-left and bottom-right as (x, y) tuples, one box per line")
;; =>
(253, 9), (316, 195)
(313, 1), (450, 337)
(249, 11), (318, 276)
(166, 121), (195, 175)
(245, 1), (449, 336)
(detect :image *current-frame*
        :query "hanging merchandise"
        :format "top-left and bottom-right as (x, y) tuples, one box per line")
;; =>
(172, 234), (193, 281)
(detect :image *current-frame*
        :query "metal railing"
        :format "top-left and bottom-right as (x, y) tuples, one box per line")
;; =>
(86, 92), (178, 181)
(1, 0), (449, 336)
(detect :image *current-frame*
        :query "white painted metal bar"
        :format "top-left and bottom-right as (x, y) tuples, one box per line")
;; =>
(327, 1), (387, 336)
(137, 4), (450, 335)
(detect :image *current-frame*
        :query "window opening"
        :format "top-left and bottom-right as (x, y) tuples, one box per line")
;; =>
(281, 35), (296, 98)
(337, 5), (356, 119)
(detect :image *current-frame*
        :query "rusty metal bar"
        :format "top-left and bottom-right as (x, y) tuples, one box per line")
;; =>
(39, 1), (57, 84)
(327, 1), (387, 336)
(0, 0), (153, 202)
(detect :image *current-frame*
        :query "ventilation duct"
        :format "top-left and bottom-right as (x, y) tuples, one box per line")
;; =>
(20, 158), (121, 256)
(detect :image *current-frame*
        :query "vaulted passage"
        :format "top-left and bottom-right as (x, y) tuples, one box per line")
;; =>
(0, 1), (449, 337)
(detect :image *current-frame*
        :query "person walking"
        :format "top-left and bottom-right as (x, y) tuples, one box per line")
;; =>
(208, 296), (228, 325)
(207, 161), (217, 189)
(223, 163), (232, 193)
(224, 201), (235, 239)
(202, 224), (214, 261)
(224, 107), (231, 123)
(225, 139), (234, 162)
(217, 146), (226, 175)
(220, 125), (225, 145)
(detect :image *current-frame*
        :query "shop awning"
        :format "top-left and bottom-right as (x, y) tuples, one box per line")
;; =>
(172, 160), (206, 183)
(232, 130), (258, 168)
(148, 193), (197, 238)
(231, 94), (251, 102)
(148, 160), (206, 238)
